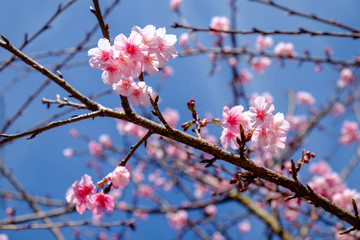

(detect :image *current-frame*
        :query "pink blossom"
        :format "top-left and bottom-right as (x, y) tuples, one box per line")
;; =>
(250, 57), (271, 73)
(166, 210), (188, 229)
(0, 234), (8, 240)
(256, 35), (273, 50)
(332, 103), (345, 116)
(63, 148), (74, 158)
(138, 184), (154, 198)
(179, 32), (189, 46)
(238, 219), (251, 233)
(87, 192), (114, 215)
(112, 77), (135, 96)
(274, 42), (296, 57)
(209, 16), (229, 38)
(284, 207), (299, 222)
(114, 32), (146, 63)
(88, 140), (103, 157)
(338, 121), (360, 145)
(296, 91), (315, 106)
(204, 204), (217, 216)
(308, 172), (344, 199)
(152, 27), (178, 64)
(142, 52), (160, 76)
(249, 92), (273, 106)
(113, 49), (140, 78)
(332, 188), (360, 211)
(132, 170), (145, 183)
(245, 96), (275, 128)
(228, 57), (237, 67)
(221, 105), (249, 133)
(66, 174), (94, 214)
(309, 160), (331, 175)
(220, 128), (240, 150)
(169, 0), (182, 11)
(116, 119), (148, 138)
(107, 166), (130, 189)
(236, 69), (252, 85)
(69, 128), (79, 138)
(99, 134), (112, 149)
(162, 66), (174, 78)
(286, 115), (308, 132)
(101, 64), (121, 85)
(163, 108), (180, 128)
(88, 38), (111, 69)
(128, 82), (153, 106)
(337, 68), (354, 88)
(211, 232), (225, 240)
(134, 210), (148, 220)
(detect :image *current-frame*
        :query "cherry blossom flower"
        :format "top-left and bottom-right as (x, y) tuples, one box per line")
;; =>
(212, 232), (225, 240)
(63, 148), (74, 158)
(179, 32), (189, 46)
(296, 91), (315, 106)
(0, 234), (8, 240)
(250, 57), (271, 73)
(88, 140), (103, 157)
(204, 204), (217, 216)
(107, 166), (130, 189)
(87, 192), (114, 215)
(69, 128), (79, 138)
(99, 134), (112, 149)
(245, 96), (275, 128)
(332, 103), (345, 116)
(309, 160), (331, 175)
(137, 184), (154, 198)
(235, 69), (252, 85)
(256, 35), (273, 50)
(209, 16), (229, 38)
(166, 210), (188, 229)
(238, 219), (251, 233)
(152, 27), (178, 65)
(337, 68), (354, 88)
(88, 38), (112, 69)
(101, 64), (121, 85)
(169, 0), (182, 11)
(220, 128), (240, 150)
(128, 82), (153, 106)
(163, 108), (180, 128)
(221, 105), (249, 133)
(338, 121), (360, 145)
(274, 42), (296, 57)
(162, 66), (174, 78)
(112, 77), (135, 96)
(114, 32), (146, 63)
(332, 188), (360, 211)
(66, 174), (94, 214)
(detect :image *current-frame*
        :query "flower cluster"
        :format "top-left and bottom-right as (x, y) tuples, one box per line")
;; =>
(220, 96), (290, 153)
(88, 25), (178, 106)
(66, 166), (130, 215)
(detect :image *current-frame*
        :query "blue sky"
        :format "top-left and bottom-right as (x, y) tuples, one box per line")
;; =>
(0, 0), (360, 239)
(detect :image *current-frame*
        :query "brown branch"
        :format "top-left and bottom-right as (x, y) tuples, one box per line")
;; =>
(0, 36), (101, 111)
(118, 130), (152, 166)
(172, 23), (360, 38)
(0, 110), (103, 146)
(251, 0), (360, 33)
(0, 0), (77, 72)
(0, 190), (67, 207)
(0, 206), (74, 225)
(0, 162), (65, 239)
(179, 47), (359, 67)
(228, 190), (292, 240)
(0, 219), (135, 230)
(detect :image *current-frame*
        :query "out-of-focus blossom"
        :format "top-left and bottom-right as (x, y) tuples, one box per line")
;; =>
(256, 35), (273, 50)
(250, 57), (271, 73)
